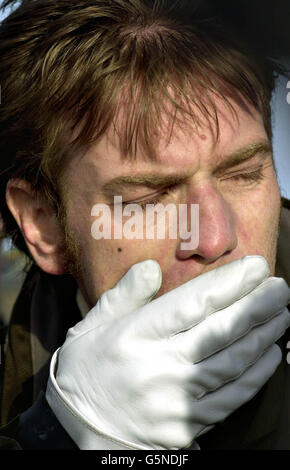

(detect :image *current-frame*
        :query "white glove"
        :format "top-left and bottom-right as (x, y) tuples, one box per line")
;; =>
(46, 256), (290, 450)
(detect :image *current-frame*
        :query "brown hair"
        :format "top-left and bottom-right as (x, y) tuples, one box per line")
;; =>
(0, 0), (277, 259)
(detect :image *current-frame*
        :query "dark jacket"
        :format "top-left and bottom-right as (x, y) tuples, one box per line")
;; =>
(0, 199), (290, 450)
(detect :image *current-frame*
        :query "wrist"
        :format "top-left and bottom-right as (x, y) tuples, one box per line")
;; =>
(45, 348), (152, 450)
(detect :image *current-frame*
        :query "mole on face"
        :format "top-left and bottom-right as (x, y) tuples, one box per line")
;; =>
(117, 247), (122, 252)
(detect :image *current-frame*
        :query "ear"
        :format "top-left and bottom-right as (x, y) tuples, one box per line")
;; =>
(6, 178), (67, 275)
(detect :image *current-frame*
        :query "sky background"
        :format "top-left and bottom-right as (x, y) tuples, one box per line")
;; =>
(1, 6), (290, 198)
(271, 68), (290, 199)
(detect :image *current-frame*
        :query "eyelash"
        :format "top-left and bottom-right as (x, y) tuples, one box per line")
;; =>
(221, 167), (265, 183)
(123, 190), (171, 210)
(122, 168), (265, 209)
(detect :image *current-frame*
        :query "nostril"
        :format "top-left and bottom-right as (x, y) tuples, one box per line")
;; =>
(191, 249), (235, 265)
(190, 254), (204, 262)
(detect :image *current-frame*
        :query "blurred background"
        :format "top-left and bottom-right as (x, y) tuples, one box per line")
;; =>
(0, 0), (290, 327)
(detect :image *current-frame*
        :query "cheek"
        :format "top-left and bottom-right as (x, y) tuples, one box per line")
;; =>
(231, 175), (280, 260)
(70, 199), (179, 303)
(79, 235), (177, 303)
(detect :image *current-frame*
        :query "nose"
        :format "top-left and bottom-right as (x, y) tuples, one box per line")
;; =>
(176, 184), (237, 263)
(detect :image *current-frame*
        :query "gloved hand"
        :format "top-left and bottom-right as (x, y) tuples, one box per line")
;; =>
(46, 256), (290, 450)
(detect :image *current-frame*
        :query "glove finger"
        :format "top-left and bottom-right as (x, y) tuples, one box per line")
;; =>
(172, 276), (290, 363)
(69, 259), (162, 335)
(179, 308), (290, 399)
(135, 256), (270, 339)
(190, 344), (282, 435)
(138, 345), (282, 449)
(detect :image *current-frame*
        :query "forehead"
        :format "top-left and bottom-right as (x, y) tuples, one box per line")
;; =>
(64, 93), (267, 186)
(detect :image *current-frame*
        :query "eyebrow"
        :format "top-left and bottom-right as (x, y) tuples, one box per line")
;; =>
(102, 173), (190, 194)
(102, 140), (272, 194)
(214, 140), (272, 174)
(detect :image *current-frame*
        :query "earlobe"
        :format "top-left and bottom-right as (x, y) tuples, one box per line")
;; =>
(6, 178), (67, 275)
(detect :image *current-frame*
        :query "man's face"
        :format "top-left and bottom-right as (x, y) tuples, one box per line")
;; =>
(60, 94), (281, 309)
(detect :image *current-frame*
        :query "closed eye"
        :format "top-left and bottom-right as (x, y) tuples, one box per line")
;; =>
(220, 165), (265, 184)
(122, 185), (178, 209)
(122, 190), (171, 209)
